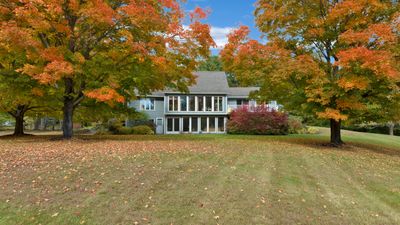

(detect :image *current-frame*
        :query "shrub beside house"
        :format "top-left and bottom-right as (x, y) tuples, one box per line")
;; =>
(227, 105), (289, 135)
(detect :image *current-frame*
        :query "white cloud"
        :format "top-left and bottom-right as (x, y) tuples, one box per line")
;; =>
(210, 26), (235, 49)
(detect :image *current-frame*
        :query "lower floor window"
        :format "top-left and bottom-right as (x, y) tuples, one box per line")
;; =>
(166, 117), (225, 133)
(183, 117), (190, 132)
(167, 118), (180, 132)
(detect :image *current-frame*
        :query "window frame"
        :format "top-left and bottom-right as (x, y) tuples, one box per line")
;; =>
(139, 98), (155, 111)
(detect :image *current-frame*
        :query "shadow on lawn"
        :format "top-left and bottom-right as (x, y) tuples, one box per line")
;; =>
(0, 133), (399, 157)
(283, 137), (400, 157)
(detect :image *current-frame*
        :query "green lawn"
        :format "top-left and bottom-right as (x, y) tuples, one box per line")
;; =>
(0, 129), (399, 224)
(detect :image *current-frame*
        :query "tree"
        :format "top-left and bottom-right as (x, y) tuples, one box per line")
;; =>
(2, 0), (215, 139)
(0, 10), (54, 136)
(221, 0), (400, 146)
(198, 56), (223, 71)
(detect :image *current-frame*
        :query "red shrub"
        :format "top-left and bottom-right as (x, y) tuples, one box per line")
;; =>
(227, 105), (289, 135)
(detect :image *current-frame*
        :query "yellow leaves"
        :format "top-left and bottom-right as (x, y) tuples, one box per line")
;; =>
(317, 108), (348, 121)
(337, 76), (370, 91)
(73, 52), (85, 64)
(336, 97), (365, 111)
(31, 88), (44, 97)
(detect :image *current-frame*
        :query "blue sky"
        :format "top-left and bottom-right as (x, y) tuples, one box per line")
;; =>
(183, 0), (262, 54)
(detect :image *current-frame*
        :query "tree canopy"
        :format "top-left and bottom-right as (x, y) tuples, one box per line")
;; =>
(0, 0), (215, 138)
(221, 0), (400, 145)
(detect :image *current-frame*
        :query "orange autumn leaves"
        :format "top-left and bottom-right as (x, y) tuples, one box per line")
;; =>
(2, 0), (215, 107)
(85, 87), (125, 104)
(222, 0), (400, 123)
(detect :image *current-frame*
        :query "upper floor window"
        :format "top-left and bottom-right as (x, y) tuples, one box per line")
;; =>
(189, 96), (196, 111)
(205, 96), (212, 111)
(214, 96), (223, 112)
(168, 95), (225, 112)
(140, 98), (155, 111)
(168, 96), (179, 111)
(180, 96), (187, 111)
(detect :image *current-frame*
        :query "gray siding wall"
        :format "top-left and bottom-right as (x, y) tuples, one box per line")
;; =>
(128, 98), (165, 120)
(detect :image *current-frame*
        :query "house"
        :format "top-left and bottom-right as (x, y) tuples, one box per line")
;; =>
(128, 72), (276, 134)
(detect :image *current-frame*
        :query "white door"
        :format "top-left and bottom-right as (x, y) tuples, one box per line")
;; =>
(156, 118), (164, 134)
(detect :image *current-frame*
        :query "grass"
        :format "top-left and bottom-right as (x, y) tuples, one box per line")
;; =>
(0, 129), (399, 225)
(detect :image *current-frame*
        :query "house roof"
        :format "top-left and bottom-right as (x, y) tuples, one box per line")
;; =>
(228, 87), (260, 98)
(148, 71), (258, 98)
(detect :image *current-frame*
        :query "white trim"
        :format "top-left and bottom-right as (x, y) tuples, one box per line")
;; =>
(211, 96), (215, 112)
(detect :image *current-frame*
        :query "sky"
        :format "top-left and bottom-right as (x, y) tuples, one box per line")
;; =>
(183, 0), (262, 54)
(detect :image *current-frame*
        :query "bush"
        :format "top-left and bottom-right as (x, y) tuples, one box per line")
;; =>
(128, 120), (156, 133)
(131, 125), (154, 135)
(288, 116), (305, 134)
(111, 125), (155, 135)
(108, 119), (123, 134)
(227, 106), (288, 135)
(118, 127), (134, 135)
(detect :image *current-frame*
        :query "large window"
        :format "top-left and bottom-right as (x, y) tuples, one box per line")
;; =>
(218, 117), (225, 132)
(167, 118), (180, 132)
(165, 117), (226, 133)
(205, 96), (212, 111)
(140, 98), (155, 111)
(197, 96), (204, 112)
(168, 95), (225, 112)
(180, 96), (187, 111)
(209, 117), (216, 133)
(214, 97), (223, 112)
(201, 117), (207, 132)
(168, 96), (179, 111)
(189, 96), (196, 111)
(183, 117), (190, 132)
(191, 117), (198, 132)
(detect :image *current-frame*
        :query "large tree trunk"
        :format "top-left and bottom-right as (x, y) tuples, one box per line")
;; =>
(330, 119), (343, 146)
(12, 105), (27, 136)
(388, 122), (395, 136)
(62, 78), (75, 139)
(14, 112), (25, 136)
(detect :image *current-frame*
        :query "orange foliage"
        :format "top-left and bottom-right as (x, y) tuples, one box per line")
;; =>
(337, 47), (399, 78)
(340, 23), (396, 45)
(85, 87), (125, 103)
(317, 108), (348, 122)
(190, 7), (209, 21)
(336, 97), (365, 111)
(337, 76), (370, 91)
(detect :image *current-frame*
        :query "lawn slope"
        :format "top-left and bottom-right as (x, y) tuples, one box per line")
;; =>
(0, 130), (399, 225)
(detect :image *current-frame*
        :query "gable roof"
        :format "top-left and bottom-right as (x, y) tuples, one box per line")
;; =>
(188, 71), (230, 94)
(148, 71), (258, 98)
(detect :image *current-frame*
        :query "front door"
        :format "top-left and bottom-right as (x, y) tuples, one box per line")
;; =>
(156, 118), (164, 134)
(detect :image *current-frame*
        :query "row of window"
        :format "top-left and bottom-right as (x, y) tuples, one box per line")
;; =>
(167, 117), (225, 133)
(168, 96), (224, 112)
(139, 97), (260, 112)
